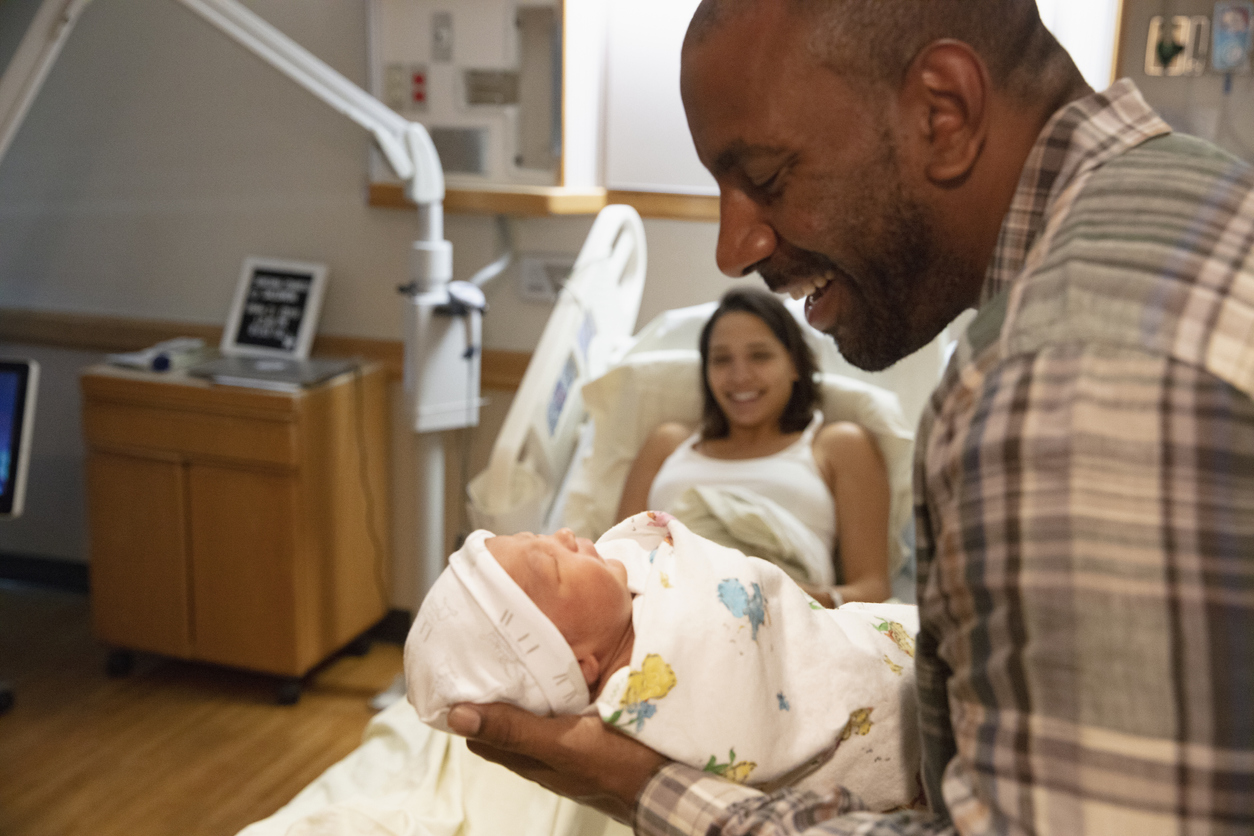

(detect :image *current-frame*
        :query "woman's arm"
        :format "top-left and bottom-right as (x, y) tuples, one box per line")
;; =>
(614, 422), (691, 521)
(813, 421), (892, 604)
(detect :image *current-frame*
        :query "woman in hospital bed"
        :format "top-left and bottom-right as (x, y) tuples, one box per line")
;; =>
(408, 513), (920, 814)
(616, 287), (892, 607)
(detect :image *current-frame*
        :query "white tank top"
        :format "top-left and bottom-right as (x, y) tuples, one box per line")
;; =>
(647, 412), (837, 555)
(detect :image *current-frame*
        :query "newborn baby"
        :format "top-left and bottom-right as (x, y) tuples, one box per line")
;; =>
(405, 512), (919, 811)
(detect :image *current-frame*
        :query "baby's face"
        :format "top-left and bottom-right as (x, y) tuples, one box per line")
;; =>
(486, 528), (631, 659)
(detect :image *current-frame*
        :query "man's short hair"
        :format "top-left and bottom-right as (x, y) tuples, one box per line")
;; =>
(688, 0), (1074, 103)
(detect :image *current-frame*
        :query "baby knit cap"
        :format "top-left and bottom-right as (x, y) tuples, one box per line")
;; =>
(403, 529), (591, 731)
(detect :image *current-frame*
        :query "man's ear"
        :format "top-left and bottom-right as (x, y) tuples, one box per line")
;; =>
(901, 40), (989, 186)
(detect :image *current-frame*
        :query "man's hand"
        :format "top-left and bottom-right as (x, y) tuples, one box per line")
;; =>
(447, 702), (669, 824)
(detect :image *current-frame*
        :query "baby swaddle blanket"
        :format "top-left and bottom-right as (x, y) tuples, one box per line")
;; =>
(593, 513), (921, 811)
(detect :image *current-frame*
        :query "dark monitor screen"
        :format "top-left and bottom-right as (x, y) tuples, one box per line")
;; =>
(0, 360), (37, 517)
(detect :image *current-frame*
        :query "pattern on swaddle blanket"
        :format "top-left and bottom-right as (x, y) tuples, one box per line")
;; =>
(875, 618), (915, 657)
(605, 653), (677, 733)
(646, 511), (674, 527)
(716, 578), (768, 640)
(645, 511), (675, 545)
(703, 748), (757, 784)
(842, 707), (874, 739)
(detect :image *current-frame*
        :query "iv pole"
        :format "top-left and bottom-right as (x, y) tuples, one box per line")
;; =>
(0, 0), (482, 660)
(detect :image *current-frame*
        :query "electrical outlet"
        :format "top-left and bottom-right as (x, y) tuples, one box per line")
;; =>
(383, 63), (427, 112)
(518, 254), (575, 303)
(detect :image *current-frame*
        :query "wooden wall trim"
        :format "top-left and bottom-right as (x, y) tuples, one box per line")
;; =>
(480, 349), (530, 390)
(0, 308), (221, 353)
(368, 182), (721, 222)
(0, 308), (531, 390)
(604, 190), (720, 222)
(369, 182), (608, 216)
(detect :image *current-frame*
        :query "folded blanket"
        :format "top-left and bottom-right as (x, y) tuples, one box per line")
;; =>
(667, 484), (836, 586)
(592, 513), (920, 811)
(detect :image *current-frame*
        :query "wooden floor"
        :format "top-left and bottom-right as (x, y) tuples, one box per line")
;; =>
(0, 580), (404, 836)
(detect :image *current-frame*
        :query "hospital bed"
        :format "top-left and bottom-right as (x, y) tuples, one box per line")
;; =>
(236, 205), (917, 836)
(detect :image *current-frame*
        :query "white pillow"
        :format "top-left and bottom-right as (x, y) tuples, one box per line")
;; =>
(563, 350), (703, 539)
(813, 374), (916, 575)
(561, 351), (916, 575)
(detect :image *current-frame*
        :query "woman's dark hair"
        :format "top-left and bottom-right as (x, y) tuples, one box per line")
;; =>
(698, 287), (819, 439)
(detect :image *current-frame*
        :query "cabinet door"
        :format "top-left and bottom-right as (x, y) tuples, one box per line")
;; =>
(86, 452), (192, 658)
(187, 464), (304, 676)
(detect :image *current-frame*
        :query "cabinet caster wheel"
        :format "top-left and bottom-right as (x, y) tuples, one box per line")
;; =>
(105, 650), (134, 678)
(344, 636), (372, 657)
(276, 678), (302, 706)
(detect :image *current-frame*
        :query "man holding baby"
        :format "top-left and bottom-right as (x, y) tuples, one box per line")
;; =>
(447, 0), (1254, 833)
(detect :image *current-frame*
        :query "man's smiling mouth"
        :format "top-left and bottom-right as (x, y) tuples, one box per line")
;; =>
(784, 269), (835, 301)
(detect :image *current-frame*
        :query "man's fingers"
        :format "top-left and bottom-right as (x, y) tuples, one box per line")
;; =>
(451, 701), (560, 757)
(446, 704), (482, 737)
(446, 701), (669, 822)
(465, 739), (550, 775)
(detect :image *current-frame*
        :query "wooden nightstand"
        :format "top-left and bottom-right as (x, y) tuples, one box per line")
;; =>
(80, 362), (390, 702)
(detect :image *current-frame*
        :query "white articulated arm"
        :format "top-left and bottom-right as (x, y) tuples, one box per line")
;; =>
(404, 122), (444, 206)
(475, 205), (647, 528)
(173, 0), (452, 287)
(174, 0), (443, 203)
(0, 0), (93, 165)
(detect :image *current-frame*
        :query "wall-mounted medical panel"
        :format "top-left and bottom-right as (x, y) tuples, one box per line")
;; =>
(369, 0), (607, 192)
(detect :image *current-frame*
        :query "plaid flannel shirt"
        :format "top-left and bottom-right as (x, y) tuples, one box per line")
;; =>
(635, 80), (1254, 835)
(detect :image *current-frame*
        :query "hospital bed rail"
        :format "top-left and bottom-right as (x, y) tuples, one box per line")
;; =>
(467, 204), (647, 535)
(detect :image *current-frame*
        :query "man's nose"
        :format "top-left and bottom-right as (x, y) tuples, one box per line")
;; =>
(716, 188), (777, 278)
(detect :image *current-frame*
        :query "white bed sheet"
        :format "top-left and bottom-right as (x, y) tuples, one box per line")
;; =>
(237, 700), (631, 836)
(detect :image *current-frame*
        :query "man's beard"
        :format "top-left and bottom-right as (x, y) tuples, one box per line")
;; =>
(759, 151), (973, 372)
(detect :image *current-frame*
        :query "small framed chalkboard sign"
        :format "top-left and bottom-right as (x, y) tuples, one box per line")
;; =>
(221, 256), (329, 359)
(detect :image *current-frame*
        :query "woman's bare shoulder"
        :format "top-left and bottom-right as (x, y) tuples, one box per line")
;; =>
(813, 421), (885, 467)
